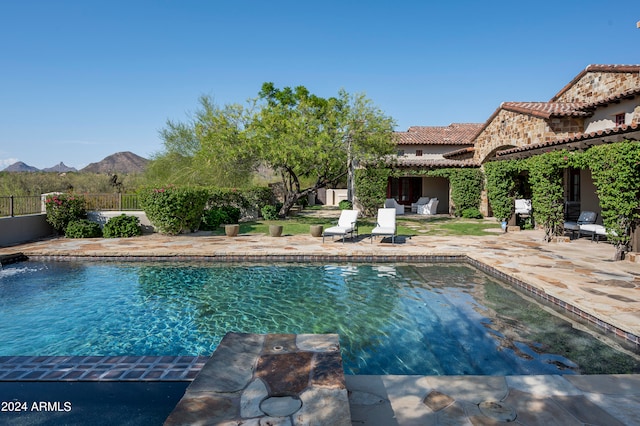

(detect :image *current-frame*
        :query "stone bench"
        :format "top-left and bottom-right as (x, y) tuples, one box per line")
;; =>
(164, 332), (351, 425)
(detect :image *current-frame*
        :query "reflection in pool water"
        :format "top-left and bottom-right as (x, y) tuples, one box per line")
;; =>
(0, 261), (638, 375)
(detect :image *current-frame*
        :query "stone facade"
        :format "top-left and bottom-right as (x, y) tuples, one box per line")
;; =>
(473, 110), (583, 163)
(553, 68), (640, 103)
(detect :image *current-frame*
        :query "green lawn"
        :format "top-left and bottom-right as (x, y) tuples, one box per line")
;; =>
(211, 212), (502, 237)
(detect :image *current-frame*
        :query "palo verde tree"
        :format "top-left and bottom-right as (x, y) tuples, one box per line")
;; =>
(577, 141), (640, 260)
(249, 83), (396, 217)
(147, 96), (256, 187)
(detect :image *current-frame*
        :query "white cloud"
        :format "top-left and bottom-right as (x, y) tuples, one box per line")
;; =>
(0, 158), (19, 168)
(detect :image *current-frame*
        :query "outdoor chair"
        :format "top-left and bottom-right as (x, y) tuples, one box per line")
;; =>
(322, 209), (359, 243)
(563, 211), (597, 239)
(417, 198), (438, 215)
(411, 197), (430, 213)
(579, 224), (617, 242)
(371, 208), (397, 243)
(384, 198), (405, 215)
(514, 199), (532, 216)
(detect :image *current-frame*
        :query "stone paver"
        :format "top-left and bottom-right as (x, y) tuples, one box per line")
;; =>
(2, 222), (640, 424)
(164, 332), (350, 426)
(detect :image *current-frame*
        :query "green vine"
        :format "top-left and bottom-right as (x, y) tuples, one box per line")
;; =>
(484, 160), (522, 221)
(524, 151), (568, 241)
(577, 141), (640, 259)
(427, 168), (483, 217)
(355, 166), (391, 216)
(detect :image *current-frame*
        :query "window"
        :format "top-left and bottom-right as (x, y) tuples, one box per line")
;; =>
(615, 113), (626, 127)
(397, 150), (405, 156)
(415, 150), (423, 157)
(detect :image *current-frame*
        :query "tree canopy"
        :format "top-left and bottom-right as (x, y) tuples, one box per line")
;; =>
(150, 84), (396, 216)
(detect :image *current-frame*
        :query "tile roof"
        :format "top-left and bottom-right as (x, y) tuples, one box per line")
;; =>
(501, 102), (592, 119)
(442, 147), (475, 159)
(395, 123), (483, 145)
(394, 157), (479, 168)
(495, 123), (640, 159)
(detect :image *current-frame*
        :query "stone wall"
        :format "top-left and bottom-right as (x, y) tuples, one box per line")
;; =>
(474, 110), (582, 163)
(554, 70), (640, 103)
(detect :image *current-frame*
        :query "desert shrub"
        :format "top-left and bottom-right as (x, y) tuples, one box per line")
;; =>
(139, 186), (209, 235)
(461, 207), (483, 219)
(338, 200), (353, 210)
(65, 219), (102, 238)
(261, 205), (278, 220)
(201, 206), (241, 230)
(45, 193), (87, 234)
(103, 214), (142, 238)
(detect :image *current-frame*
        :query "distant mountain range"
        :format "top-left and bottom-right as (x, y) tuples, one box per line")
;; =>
(2, 152), (149, 174)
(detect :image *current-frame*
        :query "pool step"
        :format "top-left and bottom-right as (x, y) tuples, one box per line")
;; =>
(0, 252), (28, 266)
(164, 332), (351, 425)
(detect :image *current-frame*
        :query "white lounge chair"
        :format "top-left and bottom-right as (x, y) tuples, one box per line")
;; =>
(384, 198), (405, 215)
(371, 208), (396, 243)
(417, 198), (438, 215)
(514, 199), (532, 215)
(322, 209), (359, 243)
(411, 197), (430, 213)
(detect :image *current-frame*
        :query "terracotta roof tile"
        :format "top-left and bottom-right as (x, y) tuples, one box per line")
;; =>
(442, 147), (475, 159)
(501, 102), (592, 119)
(395, 157), (479, 168)
(395, 123), (483, 145)
(495, 123), (640, 158)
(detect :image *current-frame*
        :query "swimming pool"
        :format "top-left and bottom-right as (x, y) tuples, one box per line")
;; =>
(1, 261), (638, 375)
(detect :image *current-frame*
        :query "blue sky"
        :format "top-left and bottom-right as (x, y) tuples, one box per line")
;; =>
(1, 1), (638, 170)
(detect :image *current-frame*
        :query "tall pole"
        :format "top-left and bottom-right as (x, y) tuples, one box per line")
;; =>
(346, 132), (354, 203)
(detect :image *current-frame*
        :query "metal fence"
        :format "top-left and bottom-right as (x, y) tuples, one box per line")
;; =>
(0, 194), (141, 218)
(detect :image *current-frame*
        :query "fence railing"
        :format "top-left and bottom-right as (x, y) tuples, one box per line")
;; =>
(0, 194), (141, 218)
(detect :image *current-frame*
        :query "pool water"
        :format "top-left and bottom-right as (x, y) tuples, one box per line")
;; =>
(0, 261), (638, 376)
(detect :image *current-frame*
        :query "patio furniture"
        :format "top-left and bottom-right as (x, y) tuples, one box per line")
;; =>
(417, 198), (438, 215)
(563, 211), (597, 239)
(384, 198), (405, 215)
(371, 208), (397, 243)
(411, 197), (430, 213)
(322, 209), (359, 243)
(579, 224), (617, 242)
(515, 199), (532, 216)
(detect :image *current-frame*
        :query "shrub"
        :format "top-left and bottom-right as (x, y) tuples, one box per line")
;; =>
(261, 205), (278, 220)
(201, 206), (241, 230)
(461, 207), (483, 219)
(338, 200), (353, 210)
(103, 214), (142, 238)
(354, 167), (390, 216)
(65, 219), (102, 238)
(139, 186), (209, 235)
(45, 193), (87, 234)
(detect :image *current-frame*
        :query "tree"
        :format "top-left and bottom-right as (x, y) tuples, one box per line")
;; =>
(147, 96), (256, 187)
(250, 83), (396, 216)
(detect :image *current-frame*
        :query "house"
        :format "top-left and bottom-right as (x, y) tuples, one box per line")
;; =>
(390, 65), (640, 223)
(473, 64), (640, 220)
(389, 123), (483, 213)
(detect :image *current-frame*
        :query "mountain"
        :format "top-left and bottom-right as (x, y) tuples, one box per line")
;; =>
(3, 161), (40, 172)
(42, 162), (78, 173)
(81, 151), (149, 174)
